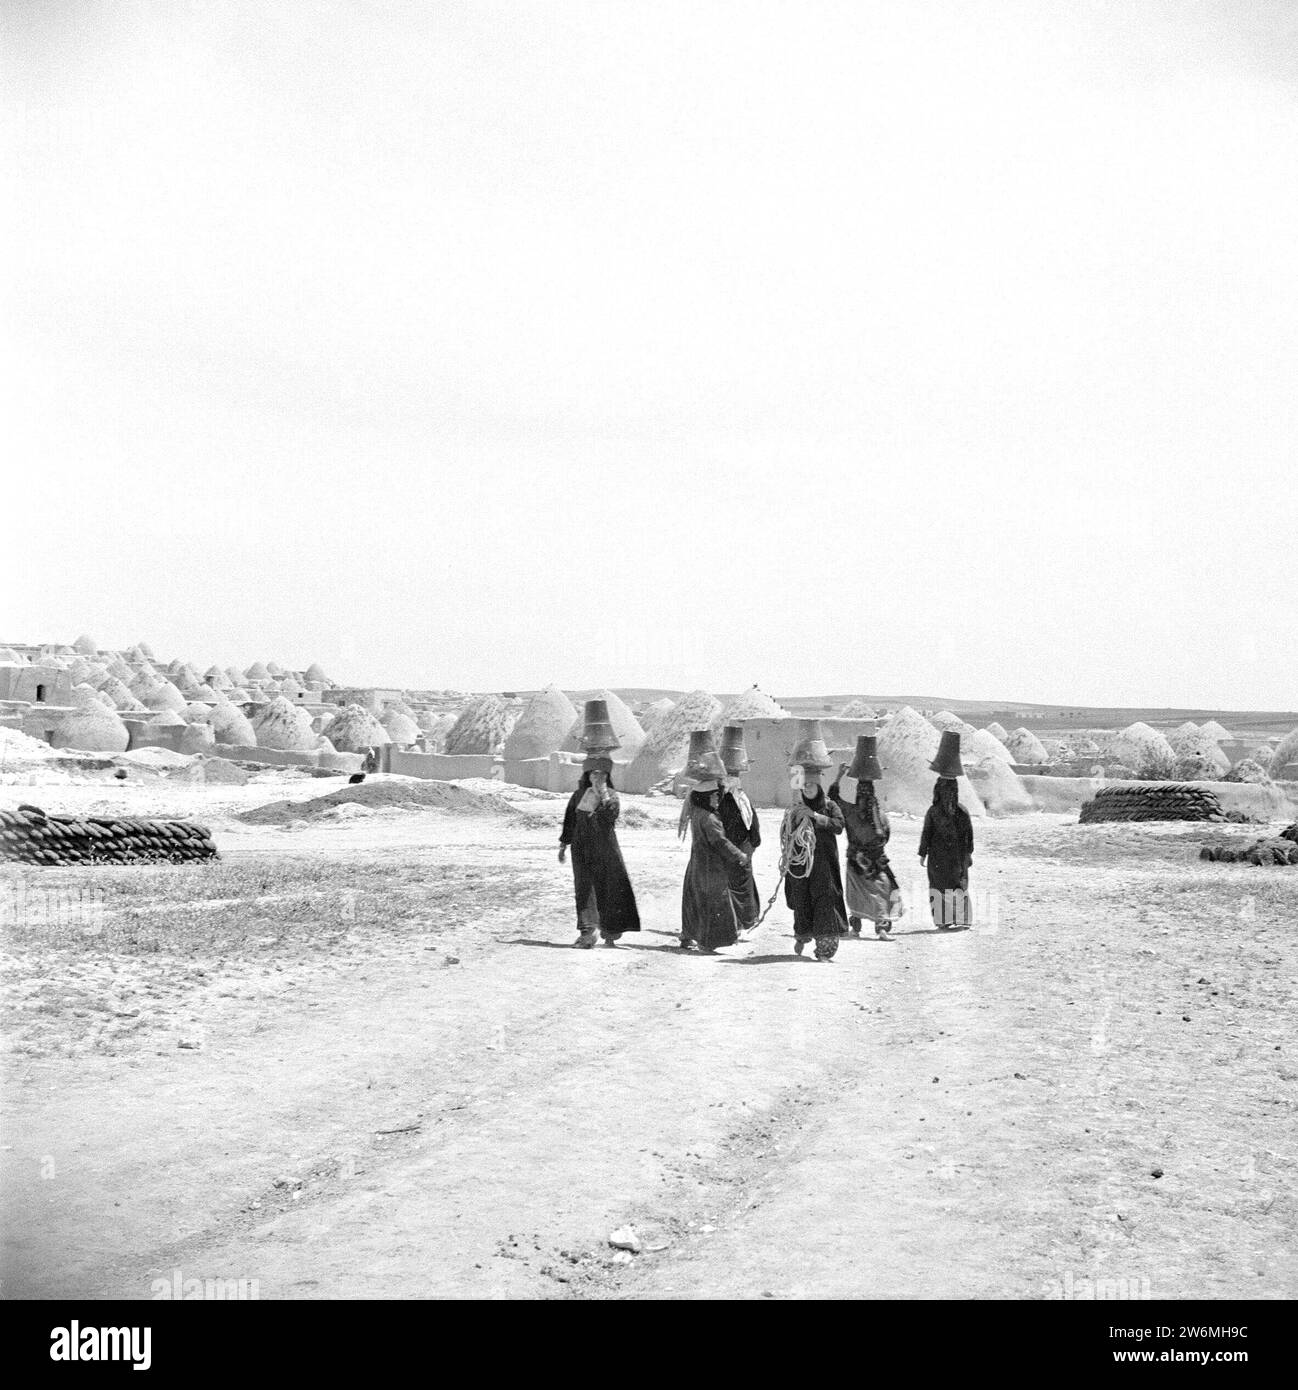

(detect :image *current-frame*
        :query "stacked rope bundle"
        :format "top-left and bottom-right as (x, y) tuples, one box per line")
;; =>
(1078, 783), (1227, 824)
(0, 804), (218, 866)
(1200, 833), (1298, 866)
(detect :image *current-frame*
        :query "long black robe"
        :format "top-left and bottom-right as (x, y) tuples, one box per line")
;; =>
(829, 780), (902, 923)
(918, 796), (974, 927)
(783, 787), (848, 938)
(560, 788), (641, 935)
(681, 805), (746, 949)
(718, 789), (762, 930)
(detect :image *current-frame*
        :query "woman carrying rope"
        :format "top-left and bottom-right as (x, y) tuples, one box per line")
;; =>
(784, 726), (848, 961)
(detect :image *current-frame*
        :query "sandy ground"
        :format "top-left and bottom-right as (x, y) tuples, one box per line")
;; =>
(2, 772), (1295, 1301)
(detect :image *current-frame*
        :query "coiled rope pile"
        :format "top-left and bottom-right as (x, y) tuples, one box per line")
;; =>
(748, 807), (817, 931)
(0, 804), (218, 866)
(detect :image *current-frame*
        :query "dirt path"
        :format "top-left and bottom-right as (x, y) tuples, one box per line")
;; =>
(3, 797), (1295, 1300)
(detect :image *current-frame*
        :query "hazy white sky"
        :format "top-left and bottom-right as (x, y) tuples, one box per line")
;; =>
(3, 1), (1296, 706)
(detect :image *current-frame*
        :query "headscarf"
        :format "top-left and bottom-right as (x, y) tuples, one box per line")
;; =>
(727, 777), (754, 830)
(932, 776), (960, 820)
(679, 785), (720, 839)
(856, 779), (886, 836)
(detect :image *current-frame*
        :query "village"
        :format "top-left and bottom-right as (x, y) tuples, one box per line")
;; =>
(2, 635), (1296, 1301)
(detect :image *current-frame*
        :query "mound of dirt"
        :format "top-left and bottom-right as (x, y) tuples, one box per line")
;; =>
(116, 746), (194, 769)
(194, 756), (251, 784)
(0, 727), (61, 768)
(237, 778), (518, 826)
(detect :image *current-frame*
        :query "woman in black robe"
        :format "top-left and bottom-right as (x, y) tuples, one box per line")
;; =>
(681, 782), (749, 952)
(784, 771), (849, 961)
(918, 777), (974, 929)
(830, 763), (903, 938)
(718, 778), (761, 935)
(559, 759), (641, 947)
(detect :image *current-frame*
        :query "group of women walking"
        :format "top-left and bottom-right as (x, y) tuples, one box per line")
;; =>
(557, 716), (975, 958)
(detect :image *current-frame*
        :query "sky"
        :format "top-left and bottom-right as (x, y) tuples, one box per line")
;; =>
(3, 0), (1296, 706)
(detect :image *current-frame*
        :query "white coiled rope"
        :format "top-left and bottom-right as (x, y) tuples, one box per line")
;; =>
(780, 807), (817, 880)
(749, 807), (818, 932)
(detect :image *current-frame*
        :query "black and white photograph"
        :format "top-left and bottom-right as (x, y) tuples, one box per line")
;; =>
(2, 0), (1295, 1353)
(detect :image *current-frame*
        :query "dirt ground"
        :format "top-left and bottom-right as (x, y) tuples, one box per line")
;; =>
(2, 773), (1295, 1300)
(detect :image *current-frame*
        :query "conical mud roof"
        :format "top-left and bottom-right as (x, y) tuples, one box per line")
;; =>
(210, 703), (257, 747)
(443, 694), (517, 755)
(626, 689), (721, 782)
(322, 704), (391, 754)
(251, 696), (318, 752)
(712, 684), (788, 732)
(559, 689), (646, 758)
(503, 685), (579, 760)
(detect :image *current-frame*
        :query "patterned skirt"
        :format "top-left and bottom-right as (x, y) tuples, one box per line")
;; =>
(845, 860), (904, 922)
